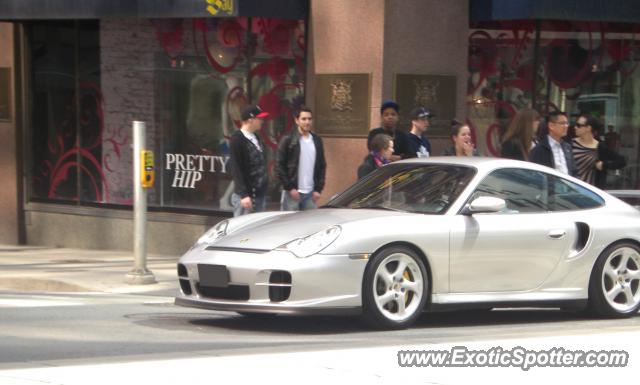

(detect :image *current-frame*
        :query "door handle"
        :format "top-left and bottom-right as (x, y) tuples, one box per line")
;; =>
(548, 229), (566, 239)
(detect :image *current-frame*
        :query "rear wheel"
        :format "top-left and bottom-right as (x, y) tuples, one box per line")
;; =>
(362, 246), (428, 329)
(588, 242), (640, 317)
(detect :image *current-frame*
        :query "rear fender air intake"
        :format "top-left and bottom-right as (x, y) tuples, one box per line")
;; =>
(574, 222), (590, 252)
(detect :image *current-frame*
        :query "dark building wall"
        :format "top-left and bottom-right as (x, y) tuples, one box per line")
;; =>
(25, 206), (213, 254)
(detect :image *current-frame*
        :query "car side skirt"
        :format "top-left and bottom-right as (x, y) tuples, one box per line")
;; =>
(427, 299), (588, 312)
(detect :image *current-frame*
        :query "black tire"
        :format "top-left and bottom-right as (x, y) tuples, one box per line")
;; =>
(588, 241), (640, 318)
(362, 246), (429, 329)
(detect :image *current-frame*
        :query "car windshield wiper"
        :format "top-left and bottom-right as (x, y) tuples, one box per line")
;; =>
(353, 205), (406, 212)
(320, 204), (342, 209)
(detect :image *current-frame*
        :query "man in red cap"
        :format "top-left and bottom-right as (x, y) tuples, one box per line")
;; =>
(229, 104), (269, 216)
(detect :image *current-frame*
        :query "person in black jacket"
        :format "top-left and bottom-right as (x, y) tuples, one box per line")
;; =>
(572, 114), (626, 188)
(405, 106), (434, 158)
(529, 111), (576, 176)
(358, 134), (393, 179)
(276, 107), (327, 211)
(229, 105), (269, 216)
(366, 100), (410, 160)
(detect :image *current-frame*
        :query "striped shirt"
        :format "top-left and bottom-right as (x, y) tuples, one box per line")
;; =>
(572, 139), (598, 184)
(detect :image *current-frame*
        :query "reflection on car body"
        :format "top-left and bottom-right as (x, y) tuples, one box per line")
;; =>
(607, 190), (640, 210)
(176, 157), (640, 329)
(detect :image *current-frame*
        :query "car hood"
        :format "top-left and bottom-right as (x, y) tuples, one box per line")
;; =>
(212, 208), (407, 250)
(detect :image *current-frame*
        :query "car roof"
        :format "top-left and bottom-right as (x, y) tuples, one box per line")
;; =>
(394, 156), (556, 174)
(392, 156), (632, 211)
(394, 156), (621, 201)
(606, 190), (640, 197)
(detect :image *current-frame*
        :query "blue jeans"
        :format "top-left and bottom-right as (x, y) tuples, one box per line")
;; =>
(280, 191), (316, 211)
(231, 193), (266, 217)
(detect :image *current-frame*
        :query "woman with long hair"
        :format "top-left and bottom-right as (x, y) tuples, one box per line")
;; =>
(500, 108), (540, 160)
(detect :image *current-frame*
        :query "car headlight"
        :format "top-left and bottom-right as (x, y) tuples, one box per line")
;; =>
(197, 220), (229, 245)
(280, 225), (341, 258)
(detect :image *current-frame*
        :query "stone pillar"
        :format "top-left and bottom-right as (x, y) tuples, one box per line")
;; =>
(307, 0), (386, 203)
(0, 22), (20, 244)
(382, 0), (469, 154)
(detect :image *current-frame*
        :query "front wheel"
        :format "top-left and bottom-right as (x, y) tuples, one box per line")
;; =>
(588, 242), (640, 317)
(362, 246), (429, 329)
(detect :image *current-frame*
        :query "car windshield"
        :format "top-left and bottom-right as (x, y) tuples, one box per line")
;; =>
(325, 163), (476, 214)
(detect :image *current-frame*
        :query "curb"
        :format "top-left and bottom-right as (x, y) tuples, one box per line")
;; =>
(0, 277), (93, 293)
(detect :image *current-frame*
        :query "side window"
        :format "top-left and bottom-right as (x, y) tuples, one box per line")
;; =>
(471, 168), (548, 213)
(549, 175), (604, 211)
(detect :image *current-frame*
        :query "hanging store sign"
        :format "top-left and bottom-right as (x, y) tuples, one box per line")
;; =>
(0, 0), (239, 19)
(205, 0), (236, 16)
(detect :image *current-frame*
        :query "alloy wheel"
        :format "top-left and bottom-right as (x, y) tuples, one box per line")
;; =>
(600, 246), (640, 313)
(372, 252), (424, 322)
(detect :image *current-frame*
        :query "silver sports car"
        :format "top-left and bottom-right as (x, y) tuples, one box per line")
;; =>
(175, 157), (640, 329)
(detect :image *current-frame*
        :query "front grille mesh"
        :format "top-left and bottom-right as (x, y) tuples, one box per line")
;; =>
(179, 279), (192, 295)
(269, 271), (292, 302)
(177, 263), (192, 295)
(196, 283), (250, 300)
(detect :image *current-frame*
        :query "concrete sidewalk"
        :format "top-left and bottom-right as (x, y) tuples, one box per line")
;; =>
(0, 245), (179, 295)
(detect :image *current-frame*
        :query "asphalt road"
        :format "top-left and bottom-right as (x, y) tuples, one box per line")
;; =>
(1, 289), (639, 367)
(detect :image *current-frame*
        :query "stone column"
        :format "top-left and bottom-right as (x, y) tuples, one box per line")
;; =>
(0, 22), (20, 244)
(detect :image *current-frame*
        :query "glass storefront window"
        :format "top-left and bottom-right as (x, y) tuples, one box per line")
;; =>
(28, 16), (306, 212)
(469, 20), (640, 189)
(30, 20), (102, 202)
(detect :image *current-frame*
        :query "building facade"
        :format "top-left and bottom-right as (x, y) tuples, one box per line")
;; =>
(1, 0), (638, 254)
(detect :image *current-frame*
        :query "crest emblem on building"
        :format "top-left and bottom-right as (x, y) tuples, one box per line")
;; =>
(330, 80), (353, 112)
(414, 79), (439, 106)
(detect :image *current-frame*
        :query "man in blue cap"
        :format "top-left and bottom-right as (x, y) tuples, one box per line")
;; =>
(367, 100), (409, 161)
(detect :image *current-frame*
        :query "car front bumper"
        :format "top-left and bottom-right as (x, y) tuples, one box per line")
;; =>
(174, 246), (368, 315)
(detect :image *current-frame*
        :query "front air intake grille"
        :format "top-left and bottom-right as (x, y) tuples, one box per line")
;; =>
(268, 271), (292, 302)
(196, 283), (250, 300)
(177, 264), (192, 295)
(179, 278), (192, 295)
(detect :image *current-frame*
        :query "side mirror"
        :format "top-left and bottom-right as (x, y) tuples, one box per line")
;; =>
(461, 196), (506, 215)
